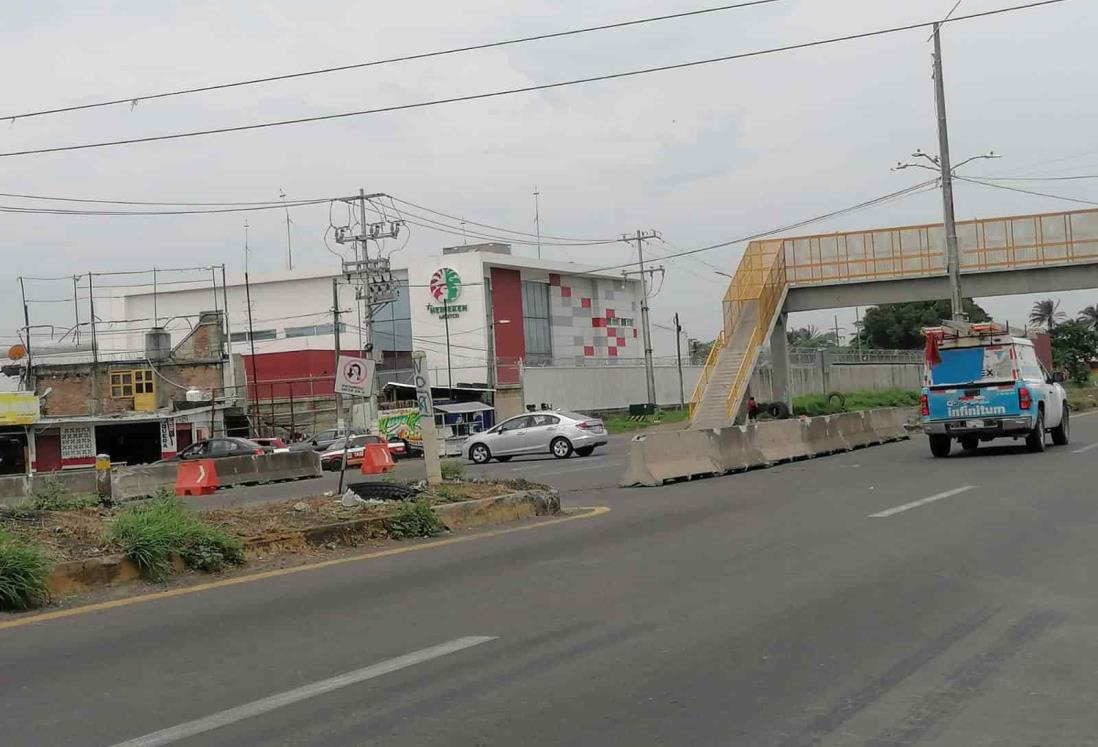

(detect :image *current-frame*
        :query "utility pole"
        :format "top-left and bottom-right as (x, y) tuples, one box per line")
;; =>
(932, 23), (964, 321)
(244, 222), (260, 435)
(331, 277), (343, 429)
(621, 230), (661, 410)
(335, 189), (400, 434)
(533, 187), (542, 260)
(443, 299), (453, 391)
(674, 312), (685, 410)
(280, 189), (293, 271)
(88, 274), (99, 414)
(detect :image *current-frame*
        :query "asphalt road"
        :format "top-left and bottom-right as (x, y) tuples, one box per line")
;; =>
(5, 414), (1098, 745)
(189, 434), (633, 510)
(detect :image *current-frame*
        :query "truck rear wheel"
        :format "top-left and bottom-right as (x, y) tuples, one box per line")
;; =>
(929, 434), (952, 458)
(960, 436), (979, 452)
(1051, 405), (1070, 446)
(1026, 411), (1046, 453)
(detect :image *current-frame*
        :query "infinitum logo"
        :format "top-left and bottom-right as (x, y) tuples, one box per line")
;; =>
(947, 404), (1007, 417)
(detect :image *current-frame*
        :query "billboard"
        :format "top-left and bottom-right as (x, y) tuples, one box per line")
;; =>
(0, 392), (39, 425)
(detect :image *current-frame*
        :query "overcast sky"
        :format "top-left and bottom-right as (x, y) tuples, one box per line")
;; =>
(2, 0), (1096, 355)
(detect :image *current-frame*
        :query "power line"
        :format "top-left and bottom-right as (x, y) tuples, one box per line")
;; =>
(956, 175), (1098, 206)
(0, 198), (330, 216)
(966, 173), (1098, 182)
(0, 1), (1066, 159)
(588, 179), (939, 273)
(1, 1), (780, 123)
(387, 195), (613, 243)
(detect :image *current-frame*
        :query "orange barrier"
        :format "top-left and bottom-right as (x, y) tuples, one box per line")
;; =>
(175, 459), (218, 496)
(360, 443), (395, 475)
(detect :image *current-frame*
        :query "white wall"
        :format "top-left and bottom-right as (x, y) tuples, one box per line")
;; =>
(522, 365), (702, 412)
(406, 253), (491, 387)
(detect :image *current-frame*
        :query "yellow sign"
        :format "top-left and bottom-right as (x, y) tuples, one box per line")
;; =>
(0, 392), (39, 425)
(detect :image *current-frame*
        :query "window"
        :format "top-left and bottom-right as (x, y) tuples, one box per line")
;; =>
(521, 281), (552, 365)
(529, 414), (559, 427)
(285, 323), (342, 339)
(229, 329), (277, 343)
(1016, 345), (1044, 381)
(372, 281), (412, 353)
(499, 416), (531, 432)
(110, 369), (154, 398)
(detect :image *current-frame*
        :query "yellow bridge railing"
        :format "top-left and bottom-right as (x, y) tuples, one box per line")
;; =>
(687, 329), (724, 419)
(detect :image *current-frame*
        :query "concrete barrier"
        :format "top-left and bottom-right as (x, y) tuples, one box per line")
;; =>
(112, 462), (178, 501)
(620, 408), (911, 486)
(803, 415), (847, 454)
(749, 419), (811, 463)
(866, 408), (909, 441)
(620, 430), (724, 487)
(833, 411), (879, 450)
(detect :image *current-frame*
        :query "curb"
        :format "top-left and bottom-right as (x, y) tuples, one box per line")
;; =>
(45, 490), (559, 595)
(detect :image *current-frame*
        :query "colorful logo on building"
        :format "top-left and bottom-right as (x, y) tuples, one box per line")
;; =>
(429, 267), (462, 303)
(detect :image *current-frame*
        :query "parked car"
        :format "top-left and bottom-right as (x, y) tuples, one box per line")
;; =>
(288, 428), (364, 453)
(252, 437), (289, 453)
(320, 435), (405, 471)
(174, 437), (271, 460)
(464, 410), (606, 464)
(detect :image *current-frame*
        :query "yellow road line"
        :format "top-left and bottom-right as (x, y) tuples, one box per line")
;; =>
(0, 506), (610, 632)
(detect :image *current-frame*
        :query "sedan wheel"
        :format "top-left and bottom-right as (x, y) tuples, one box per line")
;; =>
(551, 437), (573, 459)
(470, 444), (491, 464)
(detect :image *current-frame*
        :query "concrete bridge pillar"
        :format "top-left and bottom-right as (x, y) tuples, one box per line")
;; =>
(769, 312), (792, 410)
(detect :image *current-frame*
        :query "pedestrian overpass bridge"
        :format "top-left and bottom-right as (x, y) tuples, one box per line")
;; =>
(689, 207), (1098, 429)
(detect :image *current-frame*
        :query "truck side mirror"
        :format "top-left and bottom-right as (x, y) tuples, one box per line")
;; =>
(1051, 371), (1067, 384)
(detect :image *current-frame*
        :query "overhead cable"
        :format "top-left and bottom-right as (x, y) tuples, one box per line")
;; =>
(0, 1), (1066, 159)
(956, 176), (1098, 206)
(0, 1), (780, 123)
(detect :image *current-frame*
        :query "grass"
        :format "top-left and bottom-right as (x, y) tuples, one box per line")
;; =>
(105, 497), (244, 580)
(440, 460), (465, 480)
(29, 477), (98, 512)
(792, 389), (921, 417)
(0, 528), (51, 611)
(602, 407), (690, 434)
(387, 500), (444, 539)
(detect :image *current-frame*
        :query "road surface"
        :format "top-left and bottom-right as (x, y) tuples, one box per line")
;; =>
(4, 414), (1098, 745)
(190, 433), (633, 510)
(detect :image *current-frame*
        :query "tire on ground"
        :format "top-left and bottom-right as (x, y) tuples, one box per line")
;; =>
(348, 482), (418, 501)
(1026, 410), (1046, 453)
(1051, 405), (1070, 446)
(929, 434), (951, 458)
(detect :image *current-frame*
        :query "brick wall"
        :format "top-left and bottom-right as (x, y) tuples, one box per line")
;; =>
(35, 362), (222, 417)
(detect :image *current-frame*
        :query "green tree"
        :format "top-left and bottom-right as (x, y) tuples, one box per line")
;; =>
(1029, 298), (1067, 329)
(787, 325), (839, 348)
(1050, 321), (1098, 384)
(1077, 304), (1098, 331)
(688, 338), (715, 365)
(855, 299), (990, 349)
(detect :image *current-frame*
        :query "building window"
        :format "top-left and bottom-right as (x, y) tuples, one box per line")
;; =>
(229, 329), (277, 343)
(110, 369), (154, 397)
(372, 281), (412, 353)
(521, 281), (552, 365)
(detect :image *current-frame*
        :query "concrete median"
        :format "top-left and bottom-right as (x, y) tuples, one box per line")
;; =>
(620, 408), (911, 486)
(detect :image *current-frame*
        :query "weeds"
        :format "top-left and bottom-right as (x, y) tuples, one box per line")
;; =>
(0, 528), (51, 611)
(793, 389), (921, 417)
(29, 477), (98, 511)
(106, 497), (243, 580)
(387, 500), (443, 539)
(428, 484), (465, 502)
(440, 460), (465, 480)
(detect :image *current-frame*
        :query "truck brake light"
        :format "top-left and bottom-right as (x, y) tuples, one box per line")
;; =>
(1018, 387), (1032, 410)
(920, 394), (929, 417)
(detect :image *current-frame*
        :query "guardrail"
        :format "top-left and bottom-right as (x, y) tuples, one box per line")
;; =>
(688, 329), (725, 419)
(720, 242), (788, 420)
(782, 207), (1098, 286)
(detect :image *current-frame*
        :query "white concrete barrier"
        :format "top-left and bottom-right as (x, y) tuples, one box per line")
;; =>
(619, 408), (910, 487)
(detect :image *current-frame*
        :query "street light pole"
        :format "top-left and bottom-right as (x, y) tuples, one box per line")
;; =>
(932, 22), (964, 321)
(622, 230), (660, 409)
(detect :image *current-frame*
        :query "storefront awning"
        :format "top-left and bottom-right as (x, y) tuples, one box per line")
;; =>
(433, 402), (494, 415)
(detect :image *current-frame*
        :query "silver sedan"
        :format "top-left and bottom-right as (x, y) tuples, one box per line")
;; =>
(465, 410), (607, 464)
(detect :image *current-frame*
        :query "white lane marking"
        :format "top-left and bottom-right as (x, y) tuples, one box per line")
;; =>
(1071, 442), (1098, 454)
(109, 636), (496, 747)
(869, 486), (977, 518)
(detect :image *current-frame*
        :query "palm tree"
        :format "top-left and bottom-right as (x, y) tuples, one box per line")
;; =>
(1078, 304), (1098, 331)
(1029, 298), (1067, 329)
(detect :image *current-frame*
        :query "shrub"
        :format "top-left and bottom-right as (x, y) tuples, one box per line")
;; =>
(30, 477), (98, 511)
(440, 460), (465, 480)
(106, 497), (243, 580)
(0, 529), (51, 611)
(387, 500), (443, 539)
(429, 484), (465, 502)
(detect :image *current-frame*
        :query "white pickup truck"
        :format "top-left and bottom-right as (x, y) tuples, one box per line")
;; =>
(921, 322), (1069, 457)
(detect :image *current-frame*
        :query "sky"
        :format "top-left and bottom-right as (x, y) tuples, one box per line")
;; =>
(2, 0), (1097, 357)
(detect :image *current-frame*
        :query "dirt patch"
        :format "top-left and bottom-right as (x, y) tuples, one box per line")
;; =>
(0, 508), (114, 562)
